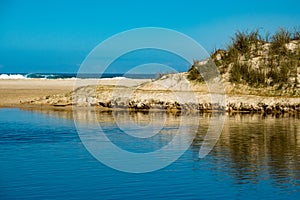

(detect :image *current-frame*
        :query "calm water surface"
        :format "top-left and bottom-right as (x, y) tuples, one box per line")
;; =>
(0, 108), (299, 199)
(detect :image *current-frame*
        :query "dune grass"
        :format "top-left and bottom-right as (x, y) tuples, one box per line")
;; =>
(188, 27), (300, 93)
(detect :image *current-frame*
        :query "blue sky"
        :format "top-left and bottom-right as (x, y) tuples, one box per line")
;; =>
(0, 0), (299, 73)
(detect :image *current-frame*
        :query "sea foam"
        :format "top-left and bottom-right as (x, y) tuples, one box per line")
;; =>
(0, 74), (26, 79)
(101, 76), (127, 80)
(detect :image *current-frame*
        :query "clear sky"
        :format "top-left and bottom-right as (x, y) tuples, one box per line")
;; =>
(0, 0), (299, 73)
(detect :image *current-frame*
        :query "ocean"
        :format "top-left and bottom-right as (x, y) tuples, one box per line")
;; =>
(0, 108), (299, 199)
(0, 73), (157, 80)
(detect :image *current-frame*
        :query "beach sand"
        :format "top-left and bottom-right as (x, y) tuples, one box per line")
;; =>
(0, 79), (150, 107)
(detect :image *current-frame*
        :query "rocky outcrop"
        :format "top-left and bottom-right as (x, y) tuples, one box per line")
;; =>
(27, 95), (300, 114)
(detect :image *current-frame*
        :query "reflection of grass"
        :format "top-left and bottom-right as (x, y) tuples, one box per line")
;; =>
(187, 28), (300, 94)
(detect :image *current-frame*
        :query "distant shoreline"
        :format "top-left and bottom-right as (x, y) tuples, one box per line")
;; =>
(0, 73), (158, 80)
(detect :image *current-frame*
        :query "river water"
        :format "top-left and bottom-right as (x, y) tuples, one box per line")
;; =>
(0, 108), (299, 199)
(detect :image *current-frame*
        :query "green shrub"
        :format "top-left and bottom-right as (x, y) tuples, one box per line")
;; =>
(248, 68), (266, 86)
(232, 30), (260, 54)
(229, 63), (241, 83)
(187, 60), (218, 82)
(226, 44), (239, 63)
(229, 62), (266, 86)
(293, 27), (300, 40)
(187, 64), (204, 82)
(189, 28), (299, 90)
(279, 64), (289, 83)
(267, 63), (290, 85)
(229, 62), (248, 83)
(270, 28), (291, 55)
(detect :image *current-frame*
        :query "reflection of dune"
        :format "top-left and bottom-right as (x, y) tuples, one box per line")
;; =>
(20, 107), (300, 185)
(193, 113), (300, 186)
(21, 107), (208, 126)
(20, 107), (74, 121)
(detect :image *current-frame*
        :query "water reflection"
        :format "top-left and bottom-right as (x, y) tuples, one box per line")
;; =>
(193, 113), (300, 187)
(20, 108), (300, 186)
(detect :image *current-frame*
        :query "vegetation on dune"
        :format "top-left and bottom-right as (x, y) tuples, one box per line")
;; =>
(188, 28), (300, 94)
(187, 63), (204, 82)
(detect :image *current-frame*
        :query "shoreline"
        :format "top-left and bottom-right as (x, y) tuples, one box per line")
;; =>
(0, 78), (150, 107)
(2, 104), (300, 119)
(0, 78), (299, 114)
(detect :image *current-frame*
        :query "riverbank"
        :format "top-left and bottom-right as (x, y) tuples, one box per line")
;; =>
(1, 73), (299, 114)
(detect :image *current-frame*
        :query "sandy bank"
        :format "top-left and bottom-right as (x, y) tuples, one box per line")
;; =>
(8, 73), (298, 114)
(0, 78), (150, 107)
